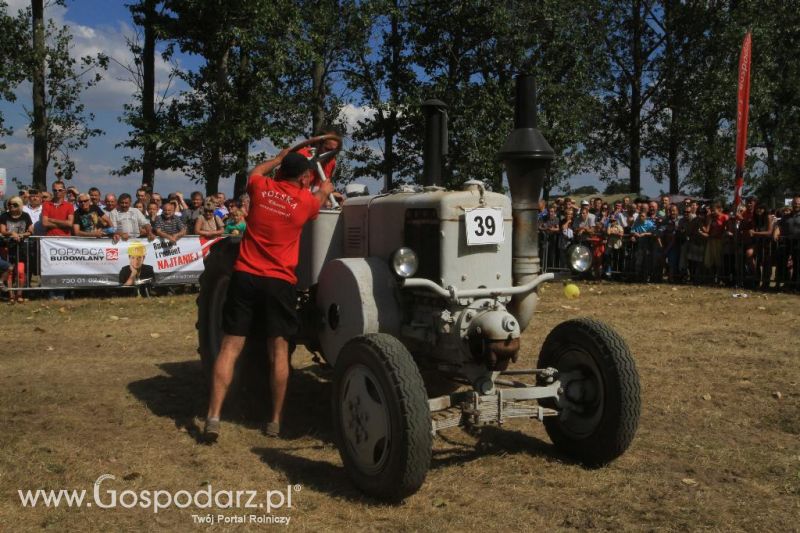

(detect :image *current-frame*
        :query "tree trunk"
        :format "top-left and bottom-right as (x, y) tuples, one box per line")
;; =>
(205, 46), (230, 196)
(142, 0), (156, 190)
(664, 0), (679, 195)
(629, 0), (642, 195)
(382, 124), (393, 192)
(31, 0), (47, 190)
(233, 50), (250, 199)
(311, 60), (325, 135)
(702, 124), (719, 200)
(668, 118), (679, 194)
(383, 6), (400, 192)
(234, 137), (248, 199)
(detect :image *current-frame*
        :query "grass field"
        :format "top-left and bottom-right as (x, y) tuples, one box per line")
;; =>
(0, 283), (797, 531)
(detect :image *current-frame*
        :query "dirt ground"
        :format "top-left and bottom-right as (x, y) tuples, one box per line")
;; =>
(0, 283), (797, 532)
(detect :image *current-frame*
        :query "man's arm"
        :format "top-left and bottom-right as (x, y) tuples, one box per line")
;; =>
(172, 218), (186, 241)
(772, 222), (781, 241)
(42, 210), (74, 230)
(288, 133), (341, 154)
(73, 223), (103, 238)
(313, 181), (335, 206)
(249, 148), (291, 177)
(175, 192), (188, 210)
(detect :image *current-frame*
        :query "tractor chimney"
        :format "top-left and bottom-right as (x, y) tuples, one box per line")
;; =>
(421, 99), (448, 187)
(498, 75), (554, 330)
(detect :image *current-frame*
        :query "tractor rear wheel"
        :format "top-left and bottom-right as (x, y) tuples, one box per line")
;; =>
(537, 318), (640, 466)
(197, 238), (269, 419)
(332, 334), (431, 501)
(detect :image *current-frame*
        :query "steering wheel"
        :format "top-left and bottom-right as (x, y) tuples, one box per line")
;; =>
(312, 149), (338, 165)
(307, 149), (340, 209)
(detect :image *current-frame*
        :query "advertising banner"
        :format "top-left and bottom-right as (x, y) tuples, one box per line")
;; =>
(39, 236), (222, 288)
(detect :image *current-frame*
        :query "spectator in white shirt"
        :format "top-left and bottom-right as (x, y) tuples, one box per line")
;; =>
(23, 189), (45, 235)
(110, 193), (152, 243)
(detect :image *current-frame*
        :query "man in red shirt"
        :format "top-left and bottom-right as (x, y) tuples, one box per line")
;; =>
(290, 129), (342, 205)
(701, 202), (730, 280)
(205, 147), (334, 442)
(41, 180), (75, 236)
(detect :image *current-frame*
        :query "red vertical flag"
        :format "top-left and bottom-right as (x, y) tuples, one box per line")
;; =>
(733, 32), (752, 209)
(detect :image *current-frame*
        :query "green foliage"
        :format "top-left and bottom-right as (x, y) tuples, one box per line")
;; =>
(5, 0), (797, 200)
(38, 20), (108, 180)
(0, 2), (28, 148)
(2, 1), (106, 182)
(603, 179), (634, 195)
(571, 185), (599, 196)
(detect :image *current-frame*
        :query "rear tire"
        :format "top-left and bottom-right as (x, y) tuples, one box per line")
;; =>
(332, 334), (431, 501)
(537, 318), (640, 466)
(197, 238), (269, 419)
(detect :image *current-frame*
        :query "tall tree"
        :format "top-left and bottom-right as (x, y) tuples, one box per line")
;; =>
(0, 2), (27, 149)
(114, 1), (182, 190)
(590, 0), (667, 194)
(344, 0), (419, 191)
(157, 0), (306, 195)
(24, 2), (107, 188)
(31, 0), (47, 190)
(646, 1), (724, 194)
(399, 0), (604, 192)
(739, 0), (800, 202)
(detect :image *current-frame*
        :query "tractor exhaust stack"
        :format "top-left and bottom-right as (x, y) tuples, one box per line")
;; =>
(498, 75), (555, 331)
(421, 99), (449, 187)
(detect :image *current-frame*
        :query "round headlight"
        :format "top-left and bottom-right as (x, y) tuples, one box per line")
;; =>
(567, 244), (592, 273)
(391, 247), (418, 278)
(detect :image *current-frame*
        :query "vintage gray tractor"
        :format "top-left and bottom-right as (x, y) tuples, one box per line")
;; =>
(197, 75), (640, 501)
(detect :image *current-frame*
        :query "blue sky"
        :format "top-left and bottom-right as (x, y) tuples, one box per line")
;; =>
(0, 0), (662, 199)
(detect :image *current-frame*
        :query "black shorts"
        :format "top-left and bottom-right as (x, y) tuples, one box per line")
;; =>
(222, 271), (298, 338)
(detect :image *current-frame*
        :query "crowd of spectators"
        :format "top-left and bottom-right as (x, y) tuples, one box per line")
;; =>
(2, 180), (799, 299)
(0, 183), (248, 241)
(539, 193), (800, 291)
(0, 182), (249, 300)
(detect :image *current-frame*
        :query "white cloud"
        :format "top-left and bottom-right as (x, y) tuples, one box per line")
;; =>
(5, 0), (36, 14)
(72, 20), (179, 111)
(338, 104), (377, 132)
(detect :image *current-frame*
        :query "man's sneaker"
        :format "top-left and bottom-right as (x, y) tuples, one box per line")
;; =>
(203, 418), (220, 443)
(264, 421), (280, 438)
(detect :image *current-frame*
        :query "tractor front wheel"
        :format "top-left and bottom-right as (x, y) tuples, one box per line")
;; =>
(537, 318), (641, 466)
(332, 334), (431, 501)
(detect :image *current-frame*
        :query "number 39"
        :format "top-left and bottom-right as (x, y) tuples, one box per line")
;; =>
(474, 215), (496, 236)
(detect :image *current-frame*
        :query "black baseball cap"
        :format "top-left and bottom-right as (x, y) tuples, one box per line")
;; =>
(279, 152), (312, 179)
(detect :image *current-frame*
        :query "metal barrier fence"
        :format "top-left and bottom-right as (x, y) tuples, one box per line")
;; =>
(0, 236), (210, 295)
(539, 231), (800, 290)
(2, 233), (797, 295)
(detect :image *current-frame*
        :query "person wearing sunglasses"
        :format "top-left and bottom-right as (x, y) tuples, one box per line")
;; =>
(41, 180), (75, 236)
(1, 196), (33, 303)
(194, 198), (224, 238)
(72, 194), (112, 237)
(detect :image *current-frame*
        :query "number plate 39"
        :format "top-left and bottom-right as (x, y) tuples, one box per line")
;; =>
(465, 207), (504, 246)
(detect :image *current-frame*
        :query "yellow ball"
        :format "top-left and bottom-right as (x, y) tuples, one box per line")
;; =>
(563, 283), (580, 299)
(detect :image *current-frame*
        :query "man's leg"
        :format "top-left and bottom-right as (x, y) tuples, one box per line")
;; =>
(206, 334), (247, 421)
(267, 336), (291, 426)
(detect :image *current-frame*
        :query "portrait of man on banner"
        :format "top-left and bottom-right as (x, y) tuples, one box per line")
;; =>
(119, 241), (154, 286)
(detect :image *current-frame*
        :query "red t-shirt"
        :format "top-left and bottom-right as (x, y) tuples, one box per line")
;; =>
(707, 213), (729, 239)
(233, 174), (321, 284)
(41, 201), (75, 236)
(294, 146), (336, 189)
